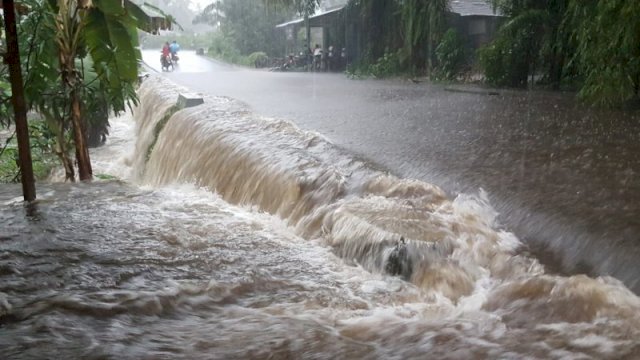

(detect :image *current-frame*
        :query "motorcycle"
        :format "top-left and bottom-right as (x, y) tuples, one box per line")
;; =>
(171, 52), (179, 65)
(160, 53), (173, 72)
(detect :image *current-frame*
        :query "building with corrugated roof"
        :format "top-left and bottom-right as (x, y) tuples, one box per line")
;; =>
(275, 0), (504, 68)
(448, 0), (503, 50)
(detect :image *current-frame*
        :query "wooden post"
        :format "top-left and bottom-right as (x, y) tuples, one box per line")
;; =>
(2, 0), (36, 201)
(305, 11), (310, 51)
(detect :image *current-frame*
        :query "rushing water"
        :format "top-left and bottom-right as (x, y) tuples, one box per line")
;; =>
(1, 76), (640, 359)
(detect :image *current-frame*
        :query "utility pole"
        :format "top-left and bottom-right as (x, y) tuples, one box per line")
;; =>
(2, 0), (36, 201)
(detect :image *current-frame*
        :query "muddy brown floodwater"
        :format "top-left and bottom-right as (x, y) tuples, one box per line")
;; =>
(147, 50), (640, 293)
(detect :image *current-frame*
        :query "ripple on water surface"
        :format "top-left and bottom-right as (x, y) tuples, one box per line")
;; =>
(1, 183), (640, 359)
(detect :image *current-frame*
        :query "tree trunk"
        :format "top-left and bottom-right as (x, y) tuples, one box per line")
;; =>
(550, 51), (564, 91)
(54, 123), (75, 182)
(426, 33), (433, 78)
(56, 0), (91, 181)
(549, 30), (564, 90)
(57, 17), (92, 181)
(2, 0), (36, 201)
(304, 11), (310, 52)
(70, 88), (92, 181)
(56, 148), (76, 182)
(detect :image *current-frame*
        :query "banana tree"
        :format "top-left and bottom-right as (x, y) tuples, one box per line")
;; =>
(2, 0), (173, 192)
(48, 0), (172, 181)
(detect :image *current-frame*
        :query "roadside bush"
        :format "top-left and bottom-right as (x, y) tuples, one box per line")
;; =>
(478, 34), (530, 87)
(478, 11), (546, 88)
(370, 50), (402, 78)
(435, 28), (467, 81)
(478, 39), (508, 86)
(347, 49), (403, 79)
(208, 32), (244, 64)
(248, 52), (269, 68)
(0, 121), (58, 183)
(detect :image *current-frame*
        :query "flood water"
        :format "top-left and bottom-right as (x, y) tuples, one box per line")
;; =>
(143, 50), (640, 294)
(1, 76), (640, 359)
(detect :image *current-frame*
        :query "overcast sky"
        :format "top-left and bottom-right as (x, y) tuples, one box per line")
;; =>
(188, 0), (214, 12)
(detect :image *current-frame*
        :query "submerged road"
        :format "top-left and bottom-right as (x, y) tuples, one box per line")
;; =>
(142, 50), (640, 292)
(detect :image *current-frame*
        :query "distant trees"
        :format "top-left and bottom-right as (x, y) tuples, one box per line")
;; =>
(194, 0), (297, 61)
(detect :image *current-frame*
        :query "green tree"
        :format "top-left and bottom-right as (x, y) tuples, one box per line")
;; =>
(435, 28), (467, 80)
(2, 0), (172, 183)
(482, 0), (560, 88)
(24, 0), (145, 181)
(479, 9), (548, 87)
(399, 0), (448, 75)
(196, 0), (296, 58)
(344, 0), (398, 63)
(483, 0), (639, 106)
(341, 0), (450, 76)
(566, 0), (640, 107)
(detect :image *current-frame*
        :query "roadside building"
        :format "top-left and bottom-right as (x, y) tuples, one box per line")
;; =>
(275, 0), (503, 69)
(276, 5), (346, 58)
(448, 0), (503, 50)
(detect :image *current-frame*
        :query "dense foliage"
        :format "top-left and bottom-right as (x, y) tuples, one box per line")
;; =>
(482, 0), (640, 106)
(0, 122), (58, 183)
(344, 0), (449, 77)
(194, 0), (297, 63)
(435, 28), (467, 81)
(566, 0), (640, 107)
(1, 0), (169, 183)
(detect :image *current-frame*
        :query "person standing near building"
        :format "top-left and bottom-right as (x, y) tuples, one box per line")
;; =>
(313, 44), (322, 71)
(326, 46), (334, 71)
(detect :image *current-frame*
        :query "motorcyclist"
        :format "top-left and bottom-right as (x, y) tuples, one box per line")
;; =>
(161, 42), (172, 71)
(169, 40), (180, 63)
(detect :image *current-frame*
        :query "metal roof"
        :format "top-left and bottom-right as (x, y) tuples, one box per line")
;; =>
(276, 6), (345, 28)
(276, 1), (502, 29)
(449, 0), (502, 17)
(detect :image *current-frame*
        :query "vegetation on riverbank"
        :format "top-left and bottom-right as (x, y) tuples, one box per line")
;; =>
(0, 122), (58, 183)
(480, 0), (640, 107)
(0, 0), (176, 188)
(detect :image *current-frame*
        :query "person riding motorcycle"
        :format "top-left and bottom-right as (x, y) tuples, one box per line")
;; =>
(169, 40), (180, 63)
(160, 42), (172, 71)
